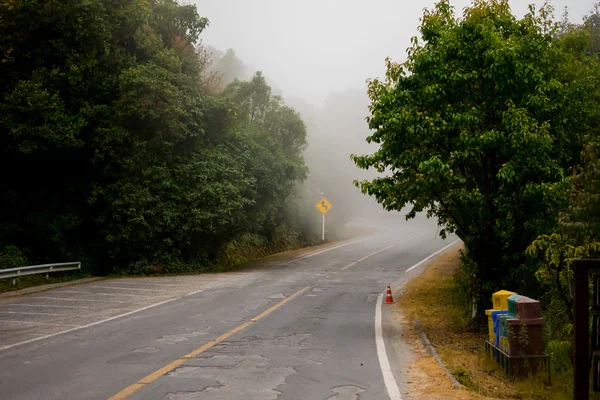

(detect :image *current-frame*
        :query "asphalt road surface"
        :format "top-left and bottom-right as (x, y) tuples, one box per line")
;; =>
(0, 214), (458, 400)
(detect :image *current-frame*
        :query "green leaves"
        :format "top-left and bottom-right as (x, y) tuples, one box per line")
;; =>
(354, 0), (600, 307)
(0, 75), (85, 153)
(0, 0), (309, 273)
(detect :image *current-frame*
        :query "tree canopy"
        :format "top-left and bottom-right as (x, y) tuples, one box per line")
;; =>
(0, 0), (309, 274)
(353, 0), (600, 309)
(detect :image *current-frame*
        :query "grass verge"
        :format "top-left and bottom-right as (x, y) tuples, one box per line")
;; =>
(399, 248), (571, 399)
(0, 271), (93, 294)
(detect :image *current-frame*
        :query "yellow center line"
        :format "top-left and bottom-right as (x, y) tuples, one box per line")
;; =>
(340, 261), (357, 271)
(340, 235), (423, 271)
(108, 286), (311, 400)
(356, 244), (397, 263)
(341, 245), (397, 271)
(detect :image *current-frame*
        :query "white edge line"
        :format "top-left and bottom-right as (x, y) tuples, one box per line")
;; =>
(272, 229), (391, 269)
(376, 293), (402, 400)
(0, 297), (181, 352)
(0, 231), (391, 352)
(405, 239), (461, 273)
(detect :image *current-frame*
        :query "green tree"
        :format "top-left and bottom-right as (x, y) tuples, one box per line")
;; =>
(0, 0), (148, 268)
(353, 0), (597, 311)
(0, 0), (310, 275)
(528, 5), (600, 327)
(224, 72), (308, 240)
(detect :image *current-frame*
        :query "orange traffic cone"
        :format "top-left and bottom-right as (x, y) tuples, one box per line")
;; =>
(384, 286), (394, 304)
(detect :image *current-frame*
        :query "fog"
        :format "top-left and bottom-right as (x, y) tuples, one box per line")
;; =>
(195, 0), (594, 106)
(198, 0), (596, 232)
(205, 46), (386, 232)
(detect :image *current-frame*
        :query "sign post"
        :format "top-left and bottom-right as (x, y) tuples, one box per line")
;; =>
(315, 197), (332, 241)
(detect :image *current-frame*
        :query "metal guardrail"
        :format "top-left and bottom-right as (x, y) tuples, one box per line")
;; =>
(0, 262), (81, 285)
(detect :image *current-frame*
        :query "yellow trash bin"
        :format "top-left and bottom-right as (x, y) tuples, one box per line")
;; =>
(485, 309), (500, 343)
(493, 290), (515, 311)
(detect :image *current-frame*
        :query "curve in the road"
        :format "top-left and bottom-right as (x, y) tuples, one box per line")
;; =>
(0, 220), (460, 400)
(0, 233), (385, 353)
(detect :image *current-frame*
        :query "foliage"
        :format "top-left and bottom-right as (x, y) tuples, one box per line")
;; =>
(0, 245), (28, 270)
(528, 235), (600, 322)
(527, 3), (600, 327)
(353, 0), (599, 311)
(0, 0), (308, 274)
(547, 340), (572, 373)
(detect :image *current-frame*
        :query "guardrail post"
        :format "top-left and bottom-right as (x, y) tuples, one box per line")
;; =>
(12, 278), (15, 286)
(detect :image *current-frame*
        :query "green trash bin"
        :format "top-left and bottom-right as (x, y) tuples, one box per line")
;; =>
(507, 294), (523, 316)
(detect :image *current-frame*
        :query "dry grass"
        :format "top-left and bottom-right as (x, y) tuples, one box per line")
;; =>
(398, 248), (568, 399)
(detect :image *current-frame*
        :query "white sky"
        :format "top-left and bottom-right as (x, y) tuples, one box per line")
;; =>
(193, 0), (596, 107)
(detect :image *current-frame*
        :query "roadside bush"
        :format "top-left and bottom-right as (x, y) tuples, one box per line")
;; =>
(0, 245), (28, 269)
(546, 340), (572, 373)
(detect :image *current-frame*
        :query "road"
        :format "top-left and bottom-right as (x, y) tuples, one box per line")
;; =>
(0, 215), (457, 400)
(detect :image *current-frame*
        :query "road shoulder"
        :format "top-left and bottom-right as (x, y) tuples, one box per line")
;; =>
(386, 245), (491, 400)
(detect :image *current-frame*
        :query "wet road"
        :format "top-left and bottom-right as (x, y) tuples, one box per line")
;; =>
(0, 215), (457, 399)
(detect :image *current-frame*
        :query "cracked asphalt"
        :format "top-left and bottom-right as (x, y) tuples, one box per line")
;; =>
(0, 214), (456, 399)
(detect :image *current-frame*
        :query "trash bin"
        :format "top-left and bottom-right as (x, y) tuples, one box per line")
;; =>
(492, 310), (508, 346)
(516, 297), (542, 319)
(507, 294), (523, 316)
(486, 309), (500, 343)
(507, 297), (544, 356)
(497, 313), (512, 347)
(493, 290), (515, 311)
(507, 316), (544, 356)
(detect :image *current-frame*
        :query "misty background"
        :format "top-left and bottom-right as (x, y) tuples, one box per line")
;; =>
(200, 0), (595, 231)
(205, 44), (383, 232)
(196, 0), (592, 105)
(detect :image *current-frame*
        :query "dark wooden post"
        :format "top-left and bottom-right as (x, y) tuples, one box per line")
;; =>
(573, 260), (596, 400)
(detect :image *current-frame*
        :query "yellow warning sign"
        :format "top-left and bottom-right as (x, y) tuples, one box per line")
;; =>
(316, 197), (332, 215)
